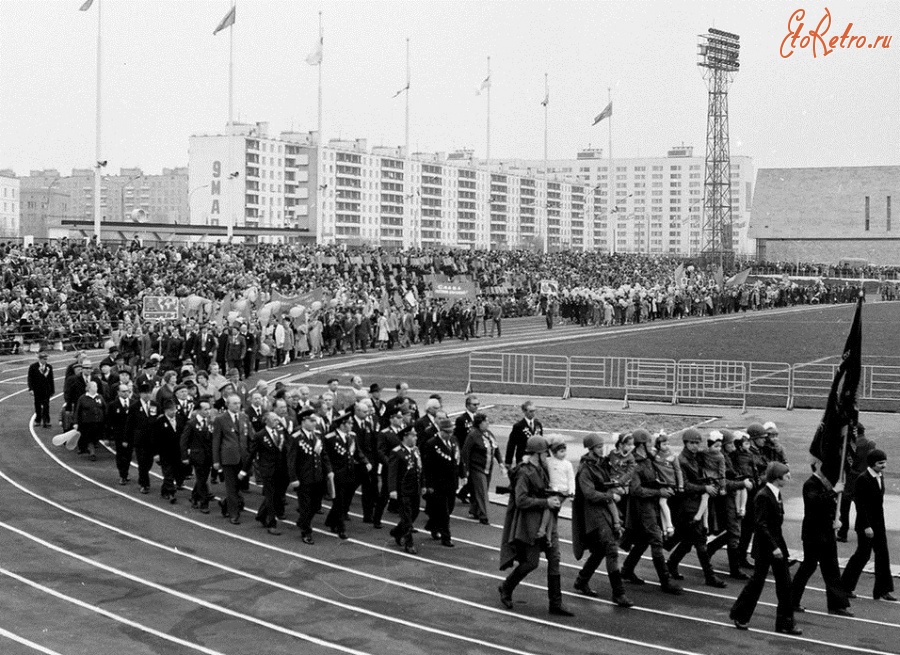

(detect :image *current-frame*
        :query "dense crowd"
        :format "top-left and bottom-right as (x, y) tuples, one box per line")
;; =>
(0, 239), (882, 358)
(30, 348), (894, 633)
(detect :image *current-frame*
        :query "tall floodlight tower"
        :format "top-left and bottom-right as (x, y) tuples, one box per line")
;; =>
(697, 28), (739, 264)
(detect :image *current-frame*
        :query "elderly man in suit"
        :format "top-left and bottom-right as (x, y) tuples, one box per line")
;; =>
(250, 411), (290, 535)
(730, 462), (801, 634)
(841, 449), (896, 601)
(27, 352), (55, 428)
(289, 409), (333, 544)
(107, 382), (134, 485)
(154, 399), (182, 503)
(180, 397), (214, 513)
(212, 393), (253, 524)
(505, 400), (543, 468)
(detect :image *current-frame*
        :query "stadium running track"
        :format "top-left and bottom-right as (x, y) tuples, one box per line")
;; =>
(0, 302), (896, 655)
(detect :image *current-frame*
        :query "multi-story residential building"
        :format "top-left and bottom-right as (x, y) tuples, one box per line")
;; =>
(19, 166), (188, 234)
(494, 146), (755, 255)
(0, 171), (21, 238)
(188, 122), (754, 254)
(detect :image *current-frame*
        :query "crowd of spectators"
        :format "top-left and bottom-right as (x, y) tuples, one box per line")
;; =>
(0, 238), (889, 357)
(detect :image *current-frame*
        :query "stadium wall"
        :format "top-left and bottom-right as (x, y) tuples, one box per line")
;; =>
(750, 166), (900, 265)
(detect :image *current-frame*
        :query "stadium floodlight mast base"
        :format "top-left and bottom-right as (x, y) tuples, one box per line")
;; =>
(697, 27), (740, 269)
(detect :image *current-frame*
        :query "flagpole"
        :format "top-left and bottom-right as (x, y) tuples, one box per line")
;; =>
(228, 0), (235, 126)
(317, 11), (323, 145)
(543, 72), (548, 255)
(405, 37), (410, 157)
(93, 0), (102, 241)
(607, 87), (613, 254)
(486, 56), (491, 173)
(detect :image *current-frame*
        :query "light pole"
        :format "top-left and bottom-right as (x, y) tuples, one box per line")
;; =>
(188, 184), (210, 225)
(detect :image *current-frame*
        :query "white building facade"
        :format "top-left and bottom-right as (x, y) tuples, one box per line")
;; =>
(495, 146), (756, 255)
(0, 172), (20, 238)
(188, 124), (754, 255)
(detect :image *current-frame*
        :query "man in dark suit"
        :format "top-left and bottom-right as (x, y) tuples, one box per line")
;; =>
(422, 414), (464, 547)
(107, 382), (134, 485)
(730, 462), (801, 634)
(63, 360), (98, 411)
(193, 324), (218, 373)
(373, 408), (405, 528)
(389, 425), (422, 554)
(288, 409), (333, 544)
(323, 412), (370, 539)
(504, 400), (543, 468)
(153, 399), (182, 503)
(454, 394), (480, 502)
(414, 398), (441, 445)
(126, 382), (157, 493)
(350, 400), (379, 523)
(250, 412), (290, 535)
(180, 397), (214, 513)
(27, 352), (55, 428)
(838, 424), (876, 541)
(791, 459), (853, 616)
(212, 393), (253, 524)
(841, 449), (896, 601)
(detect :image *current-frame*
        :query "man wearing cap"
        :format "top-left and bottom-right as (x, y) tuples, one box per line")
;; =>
(505, 401), (544, 469)
(27, 352), (54, 429)
(498, 435), (574, 616)
(454, 395), (480, 503)
(841, 449), (896, 601)
(735, 423), (770, 568)
(212, 393), (253, 524)
(373, 408), (406, 529)
(389, 425), (423, 554)
(422, 412), (464, 547)
(153, 399), (182, 503)
(289, 408), (333, 544)
(666, 428), (727, 588)
(324, 411), (370, 539)
(73, 380), (107, 460)
(571, 432), (633, 607)
(762, 421), (787, 464)
(180, 397), (214, 513)
(127, 381), (158, 493)
(791, 459), (853, 615)
(250, 412), (290, 535)
(620, 431), (683, 595)
(730, 461), (801, 634)
(707, 429), (753, 580)
(368, 383), (385, 424)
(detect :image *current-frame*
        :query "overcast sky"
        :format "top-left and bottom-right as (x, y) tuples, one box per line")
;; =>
(0, 0), (897, 176)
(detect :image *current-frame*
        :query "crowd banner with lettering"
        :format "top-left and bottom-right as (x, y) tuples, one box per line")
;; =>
(433, 279), (478, 300)
(539, 279), (559, 296)
(143, 296), (181, 321)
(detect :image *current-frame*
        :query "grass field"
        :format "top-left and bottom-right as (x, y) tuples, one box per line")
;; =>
(299, 301), (898, 395)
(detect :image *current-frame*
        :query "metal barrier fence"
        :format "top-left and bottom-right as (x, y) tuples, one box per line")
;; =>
(467, 352), (900, 411)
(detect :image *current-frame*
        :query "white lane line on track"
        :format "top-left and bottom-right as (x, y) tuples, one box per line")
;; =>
(0, 472), (545, 655)
(26, 420), (707, 655)
(0, 626), (66, 655)
(0, 518), (373, 655)
(100, 440), (900, 644)
(0, 566), (226, 655)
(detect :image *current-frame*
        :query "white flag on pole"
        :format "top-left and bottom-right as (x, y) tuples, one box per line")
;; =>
(306, 37), (323, 65)
(475, 75), (491, 95)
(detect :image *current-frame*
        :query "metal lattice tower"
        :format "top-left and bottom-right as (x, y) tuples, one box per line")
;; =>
(697, 28), (740, 262)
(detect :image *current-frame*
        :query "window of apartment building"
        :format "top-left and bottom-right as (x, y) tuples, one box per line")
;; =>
(888, 196), (892, 231)
(865, 196), (870, 231)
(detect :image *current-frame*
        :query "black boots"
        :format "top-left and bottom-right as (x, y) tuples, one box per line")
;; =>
(727, 548), (750, 580)
(573, 575), (599, 597)
(548, 575), (575, 617)
(653, 556), (683, 595)
(699, 550), (728, 588)
(608, 570), (634, 607)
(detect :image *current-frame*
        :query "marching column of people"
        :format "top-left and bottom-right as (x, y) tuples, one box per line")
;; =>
(43, 355), (896, 629)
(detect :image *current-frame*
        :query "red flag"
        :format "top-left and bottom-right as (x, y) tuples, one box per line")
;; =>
(213, 5), (235, 35)
(809, 296), (863, 484)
